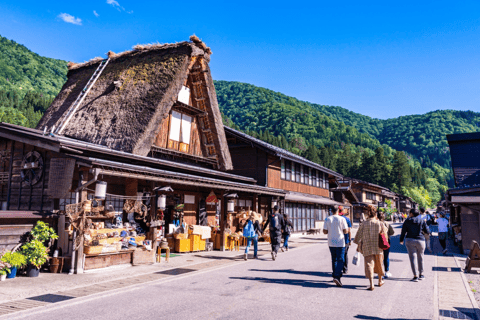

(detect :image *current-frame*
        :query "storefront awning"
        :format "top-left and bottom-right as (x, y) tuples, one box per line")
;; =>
(89, 158), (286, 197)
(285, 192), (344, 206)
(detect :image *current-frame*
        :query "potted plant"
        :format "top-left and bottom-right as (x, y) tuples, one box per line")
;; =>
(0, 261), (11, 281)
(1, 251), (26, 279)
(21, 240), (48, 277)
(30, 221), (58, 244)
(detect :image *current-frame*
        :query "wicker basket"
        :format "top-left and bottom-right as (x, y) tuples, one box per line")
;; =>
(84, 245), (103, 255)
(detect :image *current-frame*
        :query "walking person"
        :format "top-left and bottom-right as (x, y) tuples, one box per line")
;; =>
(323, 205), (349, 287)
(400, 208), (431, 282)
(377, 211), (395, 278)
(419, 208), (432, 252)
(339, 206), (352, 274)
(353, 204), (388, 291)
(243, 213), (262, 260)
(263, 205), (285, 261)
(281, 213), (293, 252)
(437, 213), (449, 254)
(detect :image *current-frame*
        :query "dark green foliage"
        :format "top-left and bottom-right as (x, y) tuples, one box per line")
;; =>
(0, 35), (68, 95)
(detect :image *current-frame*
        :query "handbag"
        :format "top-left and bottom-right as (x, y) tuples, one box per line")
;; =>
(379, 232), (390, 250)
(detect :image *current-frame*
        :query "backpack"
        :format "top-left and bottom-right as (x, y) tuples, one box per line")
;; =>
(243, 220), (255, 238)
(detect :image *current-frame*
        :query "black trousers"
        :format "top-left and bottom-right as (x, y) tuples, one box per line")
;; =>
(343, 243), (350, 273)
(271, 232), (282, 253)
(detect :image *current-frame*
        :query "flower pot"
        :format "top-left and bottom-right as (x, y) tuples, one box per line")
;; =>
(26, 264), (40, 277)
(6, 266), (17, 279)
(0, 274), (6, 281)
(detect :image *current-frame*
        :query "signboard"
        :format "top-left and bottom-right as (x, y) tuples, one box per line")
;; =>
(206, 191), (218, 205)
(451, 196), (480, 203)
(378, 202), (386, 208)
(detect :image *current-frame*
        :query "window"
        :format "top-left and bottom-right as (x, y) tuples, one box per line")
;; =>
(312, 169), (317, 187)
(366, 192), (376, 200)
(300, 165), (304, 184)
(309, 168), (312, 186)
(295, 163), (301, 183)
(325, 174), (329, 189)
(320, 172), (324, 188)
(168, 111), (192, 152)
(281, 159), (285, 180)
(285, 160), (291, 181)
(184, 195), (195, 204)
(291, 162), (296, 182)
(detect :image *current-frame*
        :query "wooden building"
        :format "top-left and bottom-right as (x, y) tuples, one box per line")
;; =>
(0, 37), (286, 272)
(224, 126), (344, 232)
(445, 132), (480, 253)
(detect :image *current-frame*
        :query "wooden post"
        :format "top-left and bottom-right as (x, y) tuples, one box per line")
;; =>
(75, 169), (89, 274)
(220, 193), (225, 251)
(58, 213), (66, 256)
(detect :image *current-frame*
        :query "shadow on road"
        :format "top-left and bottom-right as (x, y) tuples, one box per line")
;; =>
(229, 276), (363, 290)
(247, 268), (367, 279)
(354, 315), (429, 320)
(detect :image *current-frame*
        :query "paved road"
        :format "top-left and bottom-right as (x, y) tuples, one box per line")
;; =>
(9, 224), (435, 320)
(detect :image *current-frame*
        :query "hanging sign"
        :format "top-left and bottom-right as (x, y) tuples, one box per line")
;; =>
(206, 191), (218, 205)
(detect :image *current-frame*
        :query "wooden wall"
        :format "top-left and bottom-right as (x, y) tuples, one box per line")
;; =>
(0, 139), (56, 211)
(228, 146), (267, 186)
(267, 158), (329, 197)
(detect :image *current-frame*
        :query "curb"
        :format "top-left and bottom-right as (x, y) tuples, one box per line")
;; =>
(453, 255), (480, 320)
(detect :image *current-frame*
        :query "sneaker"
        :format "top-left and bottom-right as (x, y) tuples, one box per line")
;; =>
(280, 247), (285, 252)
(253, 256), (258, 259)
(343, 270), (348, 275)
(333, 278), (343, 287)
(419, 275), (425, 280)
(442, 249), (448, 254)
(412, 277), (419, 282)
(385, 272), (392, 279)
(285, 247), (289, 251)
(244, 253), (248, 261)
(271, 252), (276, 260)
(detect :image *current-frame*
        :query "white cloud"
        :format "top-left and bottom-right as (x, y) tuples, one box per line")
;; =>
(58, 13), (82, 25)
(93, 10), (99, 17)
(107, 0), (120, 8)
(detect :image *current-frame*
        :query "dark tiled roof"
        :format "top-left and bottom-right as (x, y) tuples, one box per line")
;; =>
(224, 126), (342, 177)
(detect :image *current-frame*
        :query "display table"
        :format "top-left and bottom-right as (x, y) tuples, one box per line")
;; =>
(84, 249), (135, 270)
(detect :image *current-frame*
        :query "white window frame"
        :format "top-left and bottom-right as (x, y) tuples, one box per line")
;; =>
(300, 165), (304, 184)
(281, 159), (285, 180)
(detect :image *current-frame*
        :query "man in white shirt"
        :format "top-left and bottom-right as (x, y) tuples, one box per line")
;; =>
(323, 205), (349, 287)
(437, 213), (449, 254)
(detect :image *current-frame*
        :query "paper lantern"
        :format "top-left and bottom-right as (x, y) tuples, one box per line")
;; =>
(157, 194), (167, 210)
(95, 181), (107, 199)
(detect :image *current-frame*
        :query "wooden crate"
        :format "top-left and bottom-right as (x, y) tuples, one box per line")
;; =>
(175, 239), (191, 252)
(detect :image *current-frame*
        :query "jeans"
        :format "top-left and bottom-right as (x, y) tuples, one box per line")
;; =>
(439, 232), (447, 250)
(384, 247), (390, 272)
(283, 234), (290, 249)
(245, 235), (258, 257)
(405, 238), (425, 276)
(329, 246), (346, 280)
(343, 244), (350, 273)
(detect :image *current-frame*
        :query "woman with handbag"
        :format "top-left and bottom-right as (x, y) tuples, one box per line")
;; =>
(354, 204), (389, 291)
(400, 208), (430, 281)
(243, 213), (262, 260)
(377, 211), (395, 278)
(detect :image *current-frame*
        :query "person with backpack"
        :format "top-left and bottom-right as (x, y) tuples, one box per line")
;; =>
(263, 205), (285, 261)
(339, 206), (352, 274)
(243, 212), (263, 260)
(419, 208), (432, 252)
(377, 211), (395, 278)
(281, 213), (294, 252)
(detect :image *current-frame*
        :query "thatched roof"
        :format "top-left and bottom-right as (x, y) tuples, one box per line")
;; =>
(37, 37), (232, 170)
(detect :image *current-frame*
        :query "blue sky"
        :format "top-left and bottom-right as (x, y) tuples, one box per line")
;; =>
(1, 0), (480, 119)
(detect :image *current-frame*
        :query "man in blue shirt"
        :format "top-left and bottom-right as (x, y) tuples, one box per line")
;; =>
(339, 206), (352, 274)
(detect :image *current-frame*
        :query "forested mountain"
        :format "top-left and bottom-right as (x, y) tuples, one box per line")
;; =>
(216, 81), (451, 208)
(0, 35), (68, 128)
(0, 35), (68, 95)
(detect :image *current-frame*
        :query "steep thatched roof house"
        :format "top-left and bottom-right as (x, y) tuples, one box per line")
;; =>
(37, 36), (232, 171)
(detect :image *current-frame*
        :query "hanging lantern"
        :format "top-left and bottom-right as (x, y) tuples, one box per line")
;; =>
(157, 194), (167, 210)
(95, 181), (107, 200)
(227, 199), (235, 213)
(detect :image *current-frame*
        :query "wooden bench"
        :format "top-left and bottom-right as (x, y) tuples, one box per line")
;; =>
(465, 240), (480, 273)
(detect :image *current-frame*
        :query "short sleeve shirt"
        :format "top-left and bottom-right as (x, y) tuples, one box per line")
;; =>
(437, 218), (449, 233)
(323, 215), (348, 247)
